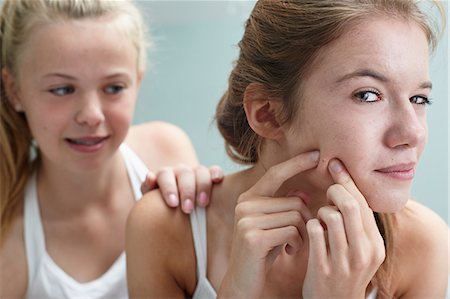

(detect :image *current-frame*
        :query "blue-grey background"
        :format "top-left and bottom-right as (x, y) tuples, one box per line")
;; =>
(0, 0), (445, 221)
(133, 1), (449, 222)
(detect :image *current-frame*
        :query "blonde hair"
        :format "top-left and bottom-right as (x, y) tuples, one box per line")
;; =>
(0, 0), (148, 244)
(215, 0), (444, 297)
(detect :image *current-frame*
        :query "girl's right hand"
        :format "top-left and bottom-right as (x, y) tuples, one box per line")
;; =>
(218, 151), (320, 299)
(140, 164), (224, 213)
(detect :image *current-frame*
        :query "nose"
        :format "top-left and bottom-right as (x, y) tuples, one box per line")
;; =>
(384, 101), (427, 149)
(75, 92), (105, 127)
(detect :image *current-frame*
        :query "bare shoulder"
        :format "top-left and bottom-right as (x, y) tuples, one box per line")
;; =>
(125, 190), (197, 297)
(125, 121), (198, 170)
(392, 200), (449, 298)
(0, 215), (27, 298)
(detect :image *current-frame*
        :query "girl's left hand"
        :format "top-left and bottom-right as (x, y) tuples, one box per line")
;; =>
(140, 164), (224, 213)
(302, 159), (386, 299)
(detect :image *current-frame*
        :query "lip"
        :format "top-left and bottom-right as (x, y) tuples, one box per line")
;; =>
(65, 135), (110, 153)
(374, 162), (416, 180)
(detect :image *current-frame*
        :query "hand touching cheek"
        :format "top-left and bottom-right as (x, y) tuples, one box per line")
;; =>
(303, 159), (385, 299)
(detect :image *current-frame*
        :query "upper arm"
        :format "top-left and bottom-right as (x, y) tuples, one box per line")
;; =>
(125, 191), (196, 298)
(0, 217), (27, 298)
(395, 201), (449, 298)
(126, 122), (199, 170)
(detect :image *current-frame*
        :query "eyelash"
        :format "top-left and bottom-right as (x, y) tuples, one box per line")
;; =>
(48, 84), (126, 96)
(353, 89), (432, 106)
(49, 86), (75, 96)
(353, 89), (382, 103)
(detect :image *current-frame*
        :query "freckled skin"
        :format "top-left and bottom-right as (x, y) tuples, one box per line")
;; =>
(272, 18), (430, 214)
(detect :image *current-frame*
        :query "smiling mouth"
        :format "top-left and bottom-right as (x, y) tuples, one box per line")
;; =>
(65, 136), (109, 145)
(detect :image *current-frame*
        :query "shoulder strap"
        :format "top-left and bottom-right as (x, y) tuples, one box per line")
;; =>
(119, 143), (149, 200)
(23, 172), (46, 284)
(189, 208), (208, 278)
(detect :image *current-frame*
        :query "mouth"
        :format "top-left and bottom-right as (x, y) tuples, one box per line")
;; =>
(374, 162), (416, 180)
(65, 135), (110, 152)
(66, 136), (110, 145)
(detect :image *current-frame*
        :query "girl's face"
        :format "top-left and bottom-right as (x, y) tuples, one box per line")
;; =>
(283, 18), (430, 213)
(13, 18), (141, 171)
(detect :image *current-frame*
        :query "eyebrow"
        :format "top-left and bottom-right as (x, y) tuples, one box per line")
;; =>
(335, 68), (432, 90)
(43, 73), (76, 80)
(42, 72), (132, 81)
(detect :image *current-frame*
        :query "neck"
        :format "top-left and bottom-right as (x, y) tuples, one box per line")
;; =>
(36, 151), (131, 217)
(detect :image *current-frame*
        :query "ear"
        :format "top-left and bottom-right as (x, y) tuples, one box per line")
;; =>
(137, 70), (144, 86)
(1, 68), (23, 112)
(243, 83), (284, 140)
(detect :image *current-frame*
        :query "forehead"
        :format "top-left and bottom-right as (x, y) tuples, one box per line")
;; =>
(307, 17), (430, 88)
(18, 18), (137, 76)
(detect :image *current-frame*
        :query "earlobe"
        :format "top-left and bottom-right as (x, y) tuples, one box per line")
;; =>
(1, 68), (23, 111)
(243, 83), (284, 140)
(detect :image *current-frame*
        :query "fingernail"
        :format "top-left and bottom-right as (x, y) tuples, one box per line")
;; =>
(329, 159), (343, 173)
(197, 192), (208, 207)
(309, 151), (320, 162)
(168, 194), (179, 207)
(211, 170), (219, 180)
(183, 199), (194, 213)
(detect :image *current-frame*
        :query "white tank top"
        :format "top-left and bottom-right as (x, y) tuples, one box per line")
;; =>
(189, 207), (378, 299)
(24, 144), (148, 299)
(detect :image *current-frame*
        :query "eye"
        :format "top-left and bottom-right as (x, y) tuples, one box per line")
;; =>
(410, 95), (431, 105)
(49, 86), (75, 96)
(353, 90), (383, 103)
(104, 84), (125, 94)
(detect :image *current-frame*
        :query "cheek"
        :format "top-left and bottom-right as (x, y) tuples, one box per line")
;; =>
(106, 99), (135, 137)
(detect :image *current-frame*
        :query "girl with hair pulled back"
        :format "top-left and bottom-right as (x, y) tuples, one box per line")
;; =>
(0, 0), (223, 298)
(127, 0), (449, 298)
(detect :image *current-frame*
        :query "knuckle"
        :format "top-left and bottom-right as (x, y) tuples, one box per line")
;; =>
(289, 210), (303, 224)
(195, 165), (209, 173)
(306, 219), (323, 235)
(324, 211), (342, 226)
(286, 225), (299, 237)
(234, 201), (250, 218)
(243, 230), (262, 248)
(340, 199), (359, 214)
(327, 184), (345, 196)
(236, 217), (252, 232)
(157, 167), (172, 176)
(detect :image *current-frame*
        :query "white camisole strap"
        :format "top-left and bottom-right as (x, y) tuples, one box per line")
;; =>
(119, 143), (148, 199)
(190, 207), (217, 299)
(24, 172), (46, 284)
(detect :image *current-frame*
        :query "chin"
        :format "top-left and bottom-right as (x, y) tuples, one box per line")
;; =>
(364, 188), (410, 213)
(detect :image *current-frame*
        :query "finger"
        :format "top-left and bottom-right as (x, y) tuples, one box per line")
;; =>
(209, 165), (224, 183)
(327, 160), (379, 238)
(140, 172), (157, 194)
(326, 184), (366, 248)
(261, 226), (303, 256)
(248, 150), (320, 197)
(175, 165), (196, 213)
(237, 210), (306, 237)
(235, 196), (313, 223)
(306, 219), (328, 271)
(195, 166), (212, 207)
(328, 159), (367, 208)
(317, 205), (348, 264)
(156, 168), (179, 207)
